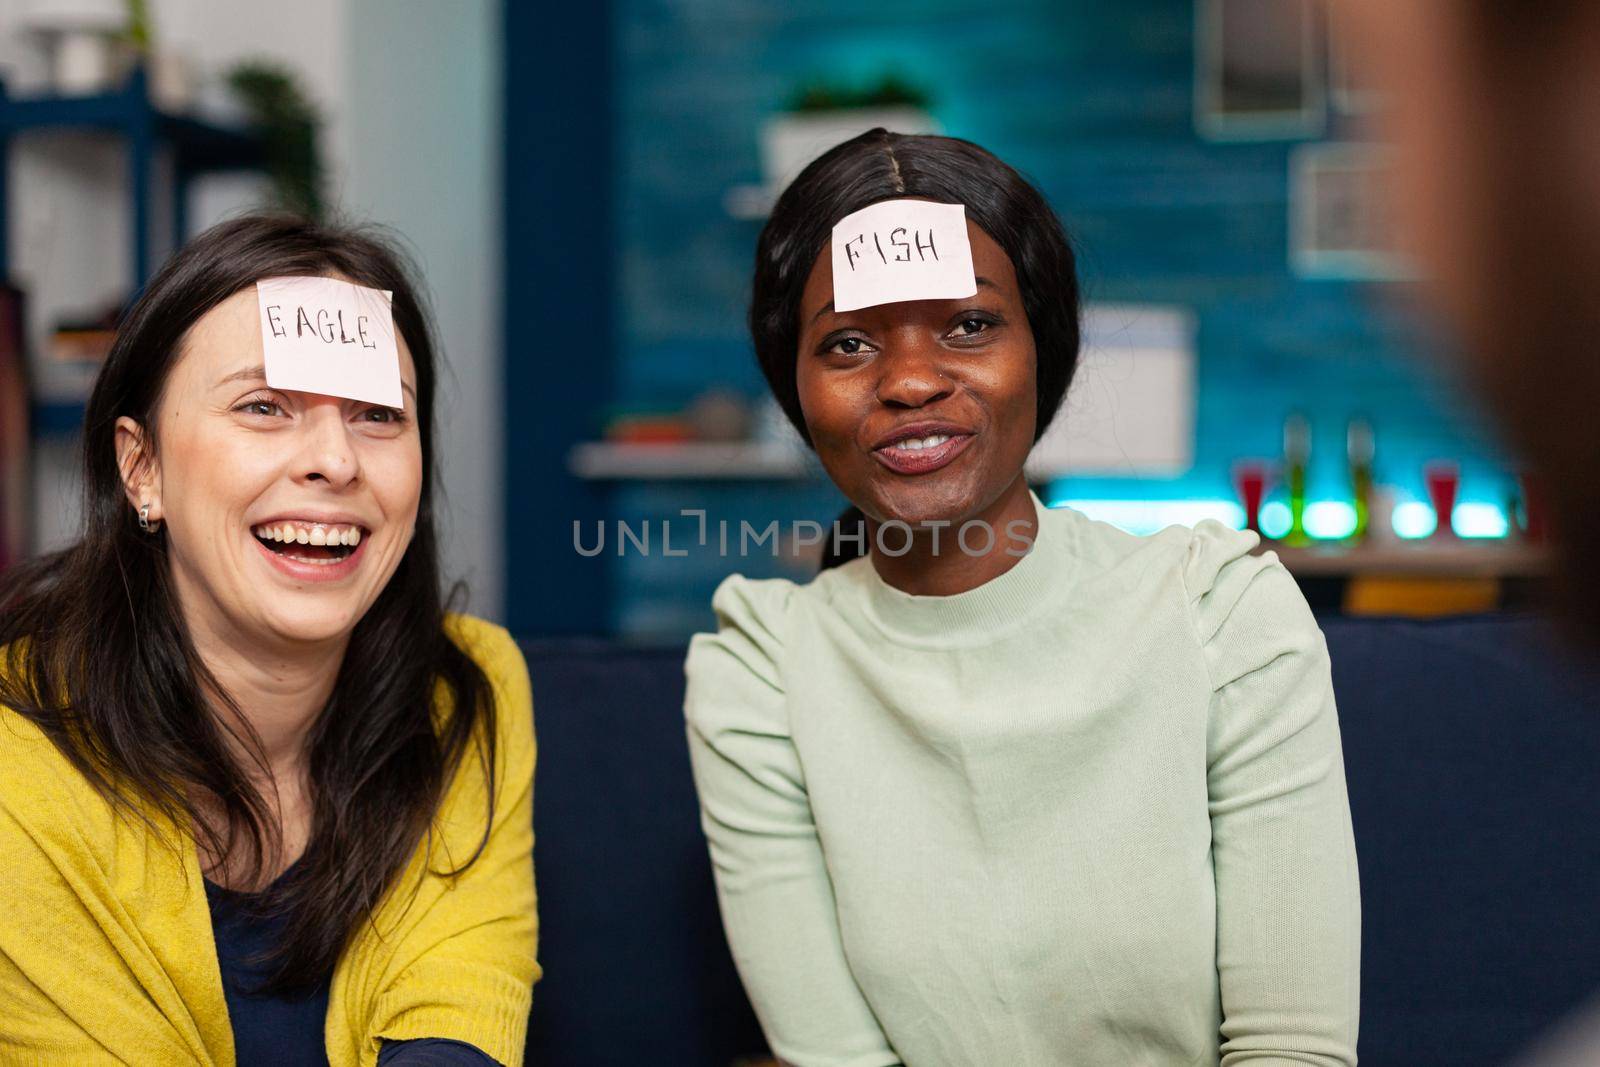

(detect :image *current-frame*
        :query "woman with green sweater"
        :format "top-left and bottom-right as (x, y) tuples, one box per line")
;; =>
(685, 131), (1360, 1066)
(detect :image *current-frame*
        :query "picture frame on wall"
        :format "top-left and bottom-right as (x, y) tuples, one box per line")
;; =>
(0, 282), (29, 571)
(1026, 304), (1197, 481)
(1289, 142), (1414, 281)
(1194, 0), (1326, 141)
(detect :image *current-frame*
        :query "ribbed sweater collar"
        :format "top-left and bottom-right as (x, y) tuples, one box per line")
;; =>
(837, 491), (1075, 649)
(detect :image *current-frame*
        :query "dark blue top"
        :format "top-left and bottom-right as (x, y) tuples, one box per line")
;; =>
(205, 874), (498, 1067)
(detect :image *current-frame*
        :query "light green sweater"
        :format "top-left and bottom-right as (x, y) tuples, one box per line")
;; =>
(685, 498), (1360, 1067)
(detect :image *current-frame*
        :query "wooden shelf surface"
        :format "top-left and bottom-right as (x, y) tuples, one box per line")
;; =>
(1265, 539), (1548, 579)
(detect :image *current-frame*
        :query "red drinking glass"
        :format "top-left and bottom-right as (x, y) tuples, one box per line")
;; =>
(1424, 461), (1460, 539)
(1232, 460), (1272, 535)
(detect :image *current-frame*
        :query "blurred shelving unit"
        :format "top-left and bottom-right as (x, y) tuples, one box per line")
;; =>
(568, 440), (819, 481)
(0, 66), (268, 288)
(0, 67), (271, 558)
(0, 66), (270, 442)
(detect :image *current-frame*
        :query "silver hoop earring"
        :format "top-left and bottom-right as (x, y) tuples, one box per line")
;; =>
(138, 504), (152, 532)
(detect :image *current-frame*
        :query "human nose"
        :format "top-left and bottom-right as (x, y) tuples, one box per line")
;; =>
(875, 333), (954, 409)
(291, 402), (360, 488)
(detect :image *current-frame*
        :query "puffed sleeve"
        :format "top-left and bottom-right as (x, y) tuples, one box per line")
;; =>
(1183, 523), (1361, 1067)
(685, 576), (901, 1067)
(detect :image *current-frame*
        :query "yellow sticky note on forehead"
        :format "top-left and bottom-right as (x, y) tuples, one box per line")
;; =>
(830, 199), (977, 313)
(256, 277), (402, 408)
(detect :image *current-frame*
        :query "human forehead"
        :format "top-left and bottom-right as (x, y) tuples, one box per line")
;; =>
(800, 221), (1019, 317)
(171, 286), (418, 394)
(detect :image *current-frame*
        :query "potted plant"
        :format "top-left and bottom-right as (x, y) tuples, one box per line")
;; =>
(760, 74), (937, 193)
(224, 61), (325, 220)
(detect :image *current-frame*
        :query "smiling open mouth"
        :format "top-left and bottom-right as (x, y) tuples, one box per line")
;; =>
(872, 431), (975, 475)
(251, 522), (365, 565)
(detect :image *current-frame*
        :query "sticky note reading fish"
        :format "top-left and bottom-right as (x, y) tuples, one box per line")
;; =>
(256, 277), (402, 408)
(830, 199), (977, 313)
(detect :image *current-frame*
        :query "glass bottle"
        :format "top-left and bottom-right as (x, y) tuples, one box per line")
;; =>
(1283, 412), (1312, 547)
(1347, 417), (1374, 543)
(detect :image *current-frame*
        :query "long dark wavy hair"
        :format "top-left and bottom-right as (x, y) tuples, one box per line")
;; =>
(749, 129), (1083, 568)
(0, 214), (495, 993)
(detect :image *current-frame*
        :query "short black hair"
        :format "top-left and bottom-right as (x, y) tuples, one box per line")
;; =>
(749, 128), (1082, 447)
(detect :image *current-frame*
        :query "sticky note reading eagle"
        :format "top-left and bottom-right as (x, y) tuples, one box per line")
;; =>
(256, 277), (402, 408)
(830, 199), (977, 313)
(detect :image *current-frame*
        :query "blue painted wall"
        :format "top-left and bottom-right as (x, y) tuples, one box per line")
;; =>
(503, 0), (616, 635)
(598, 0), (1507, 638)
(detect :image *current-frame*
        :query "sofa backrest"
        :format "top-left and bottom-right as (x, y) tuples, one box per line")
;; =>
(522, 640), (765, 1066)
(1320, 614), (1600, 1065)
(522, 615), (1600, 1067)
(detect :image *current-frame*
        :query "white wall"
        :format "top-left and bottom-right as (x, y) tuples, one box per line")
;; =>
(340, 0), (503, 621)
(0, 0), (504, 619)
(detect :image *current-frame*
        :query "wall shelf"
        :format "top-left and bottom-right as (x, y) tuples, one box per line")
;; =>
(568, 440), (818, 481)
(1269, 540), (1548, 579)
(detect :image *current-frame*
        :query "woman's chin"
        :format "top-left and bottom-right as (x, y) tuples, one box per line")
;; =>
(255, 603), (364, 647)
(866, 477), (985, 529)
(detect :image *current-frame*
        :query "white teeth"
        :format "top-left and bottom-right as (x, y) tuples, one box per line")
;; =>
(252, 522), (365, 547)
(892, 434), (951, 452)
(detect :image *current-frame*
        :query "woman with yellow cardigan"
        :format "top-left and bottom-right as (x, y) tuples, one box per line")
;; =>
(0, 216), (538, 1066)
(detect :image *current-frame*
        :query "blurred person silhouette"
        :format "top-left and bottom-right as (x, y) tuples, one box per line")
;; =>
(1346, 4), (1600, 1064)
(1345, 0), (1600, 642)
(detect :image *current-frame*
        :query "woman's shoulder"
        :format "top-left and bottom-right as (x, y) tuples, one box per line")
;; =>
(685, 575), (799, 718)
(0, 647), (81, 790)
(444, 612), (522, 671)
(0, 699), (62, 777)
(709, 573), (800, 630)
(0, 695), (122, 856)
(441, 613), (533, 757)
(1057, 509), (1311, 636)
(1175, 521), (1305, 625)
(1177, 519), (1271, 596)
(693, 573), (804, 663)
(1054, 506), (1267, 589)
(1172, 521), (1323, 684)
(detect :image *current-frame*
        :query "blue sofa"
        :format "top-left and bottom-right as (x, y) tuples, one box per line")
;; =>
(522, 615), (1600, 1067)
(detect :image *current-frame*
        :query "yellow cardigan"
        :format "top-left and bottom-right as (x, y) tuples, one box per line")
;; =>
(0, 614), (539, 1067)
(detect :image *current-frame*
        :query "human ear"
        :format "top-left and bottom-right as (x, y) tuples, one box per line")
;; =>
(114, 415), (162, 524)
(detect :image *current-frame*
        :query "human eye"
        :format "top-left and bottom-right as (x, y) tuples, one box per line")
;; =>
(359, 406), (407, 425)
(819, 331), (875, 358)
(946, 312), (1002, 342)
(233, 393), (285, 418)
